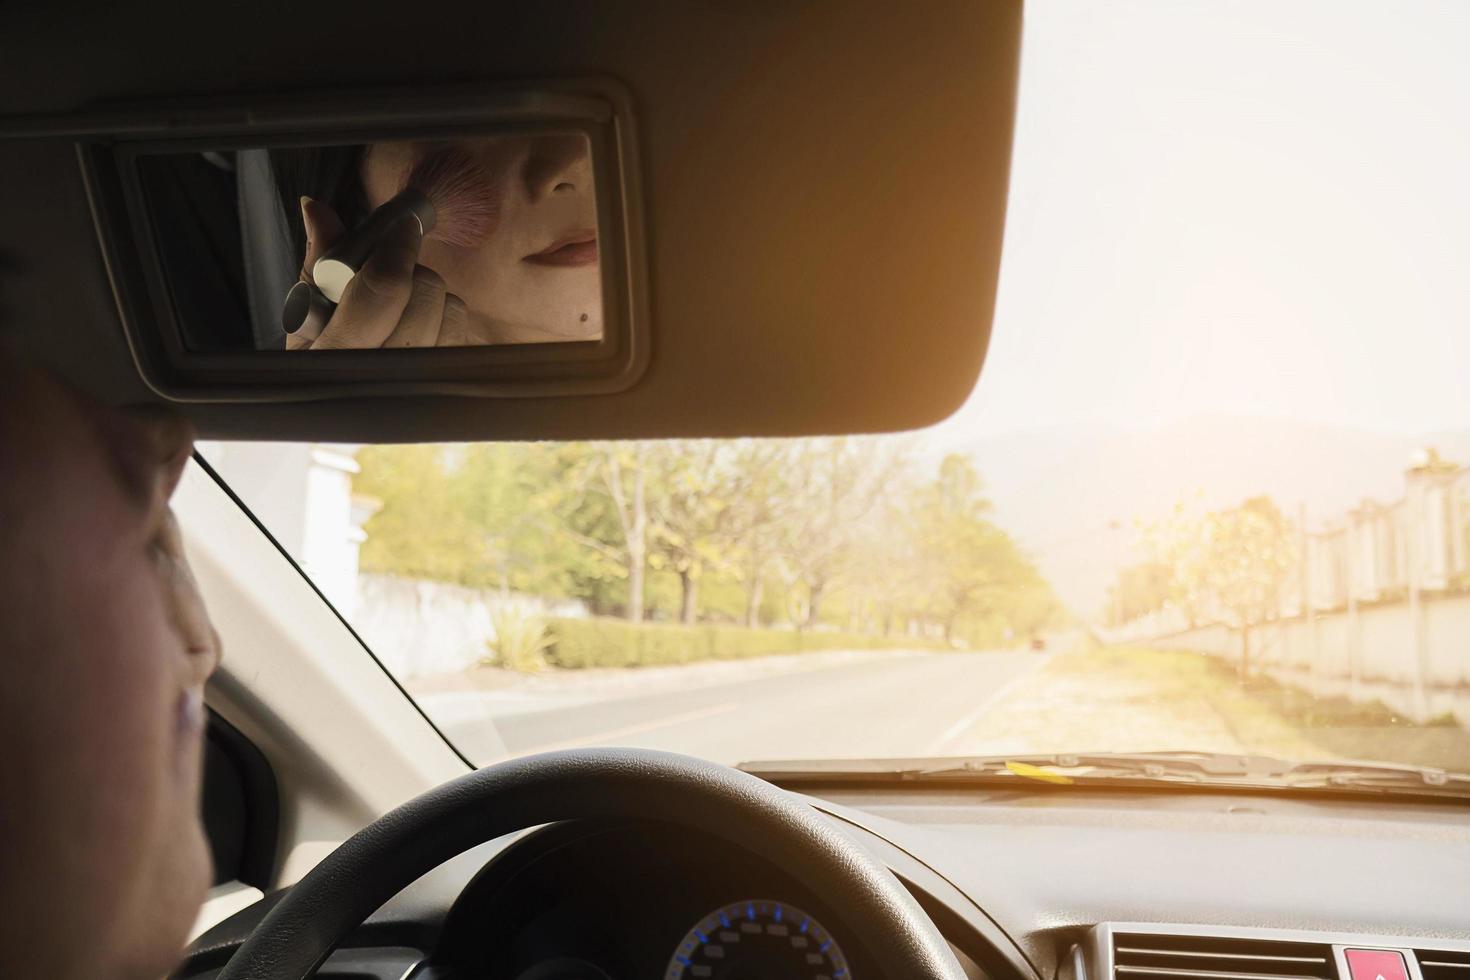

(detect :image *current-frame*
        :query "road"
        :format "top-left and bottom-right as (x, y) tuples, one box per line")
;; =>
(427, 651), (1048, 767)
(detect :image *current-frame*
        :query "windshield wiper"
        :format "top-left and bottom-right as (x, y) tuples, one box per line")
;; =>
(739, 751), (1470, 799)
(1274, 758), (1470, 793)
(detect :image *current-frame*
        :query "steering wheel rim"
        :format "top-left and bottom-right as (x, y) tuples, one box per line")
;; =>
(215, 748), (966, 980)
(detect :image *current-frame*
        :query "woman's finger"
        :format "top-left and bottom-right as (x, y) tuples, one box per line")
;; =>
(299, 197), (346, 282)
(439, 294), (471, 346)
(383, 267), (448, 348)
(308, 215), (422, 350)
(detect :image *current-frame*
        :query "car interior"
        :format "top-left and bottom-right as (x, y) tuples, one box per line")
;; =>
(2, 2), (1468, 980)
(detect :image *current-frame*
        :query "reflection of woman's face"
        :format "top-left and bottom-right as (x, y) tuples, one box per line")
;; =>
(360, 135), (601, 345)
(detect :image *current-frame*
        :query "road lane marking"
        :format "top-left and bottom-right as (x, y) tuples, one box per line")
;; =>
(491, 701), (741, 761)
(922, 656), (1049, 756)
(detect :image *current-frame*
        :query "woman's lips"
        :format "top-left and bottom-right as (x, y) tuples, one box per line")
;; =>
(523, 231), (598, 268)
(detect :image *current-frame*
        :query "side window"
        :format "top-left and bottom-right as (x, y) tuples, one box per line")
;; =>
(202, 712), (278, 889)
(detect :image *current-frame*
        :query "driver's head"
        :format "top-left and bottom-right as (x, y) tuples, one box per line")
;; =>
(0, 358), (221, 979)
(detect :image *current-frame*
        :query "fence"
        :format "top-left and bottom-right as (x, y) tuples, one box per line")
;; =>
(1116, 454), (1470, 724)
(1297, 454), (1470, 613)
(1139, 596), (1470, 725)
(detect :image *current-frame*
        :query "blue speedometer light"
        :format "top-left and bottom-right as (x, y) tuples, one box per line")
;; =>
(665, 899), (851, 979)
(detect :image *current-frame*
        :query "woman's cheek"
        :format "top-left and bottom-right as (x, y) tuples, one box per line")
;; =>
(420, 245), (481, 302)
(111, 548), (194, 782)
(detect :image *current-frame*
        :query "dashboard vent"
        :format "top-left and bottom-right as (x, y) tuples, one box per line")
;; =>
(1417, 949), (1470, 980)
(1113, 933), (1336, 980)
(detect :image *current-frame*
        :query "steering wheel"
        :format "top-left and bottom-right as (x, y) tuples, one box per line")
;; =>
(215, 748), (966, 979)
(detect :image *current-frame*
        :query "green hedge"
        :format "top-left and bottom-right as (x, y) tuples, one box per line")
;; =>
(544, 617), (934, 669)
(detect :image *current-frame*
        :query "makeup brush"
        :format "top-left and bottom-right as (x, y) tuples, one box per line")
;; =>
(309, 146), (497, 304)
(280, 148), (495, 340)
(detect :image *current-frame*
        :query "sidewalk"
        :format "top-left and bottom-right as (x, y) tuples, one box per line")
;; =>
(408, 648), (932, 722)
(959, 647), (1332, 759)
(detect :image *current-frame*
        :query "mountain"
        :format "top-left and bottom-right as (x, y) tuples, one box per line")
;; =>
(939, 416), (1470, 617)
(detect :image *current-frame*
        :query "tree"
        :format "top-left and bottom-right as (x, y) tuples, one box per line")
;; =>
(354, 444), (474, 583)
(1143, 496), (1212, 628)
(908, 455), (1047, 645)
(718, 440), (798, 627)
(1196, 496), (1295, 677)
(1142, 494), (1295, 675)
(846, 485), (924, 637)
(554, 443), (652, 622)
(778, 437), (908, 628)
(446, 444), (581, 595)
(353, 438), (1064, 646)
(645, 441), (734, 623)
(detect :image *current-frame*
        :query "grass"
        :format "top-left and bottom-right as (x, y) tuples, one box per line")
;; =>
(1051, 646), (1470, 772)
(486, 602), (552, 673)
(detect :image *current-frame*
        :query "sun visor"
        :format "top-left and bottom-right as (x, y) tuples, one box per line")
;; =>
(0, 1), (1020, 441)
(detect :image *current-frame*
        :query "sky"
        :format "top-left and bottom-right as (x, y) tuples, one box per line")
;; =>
(931, 0), (1470, 443)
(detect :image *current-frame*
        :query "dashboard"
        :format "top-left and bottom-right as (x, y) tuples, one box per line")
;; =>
(434, 822), (924, 979)
(178, 784), (1470, 980)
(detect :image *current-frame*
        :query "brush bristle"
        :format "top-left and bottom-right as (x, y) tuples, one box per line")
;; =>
(403, 147), (498, 248)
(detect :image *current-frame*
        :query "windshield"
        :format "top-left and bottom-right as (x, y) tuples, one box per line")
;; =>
(199, 0), (1470, 785)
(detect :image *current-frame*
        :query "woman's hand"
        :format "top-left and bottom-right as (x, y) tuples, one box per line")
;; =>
(290, 197), (469, 350)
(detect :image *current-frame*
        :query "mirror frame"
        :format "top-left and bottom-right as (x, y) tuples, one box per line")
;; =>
(75, 78), (648, 401)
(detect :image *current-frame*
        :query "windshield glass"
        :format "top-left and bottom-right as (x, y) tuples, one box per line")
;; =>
(199, 0), (1470, 782)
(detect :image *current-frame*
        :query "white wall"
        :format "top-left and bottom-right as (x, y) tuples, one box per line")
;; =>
(1143, 593), (1470, 724)
(352, 574), (587, 679)
(299, 448), (365, 617)
(196, 442), (368, 617)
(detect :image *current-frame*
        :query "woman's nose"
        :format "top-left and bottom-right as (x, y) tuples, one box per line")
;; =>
(522, 134), (592, 203)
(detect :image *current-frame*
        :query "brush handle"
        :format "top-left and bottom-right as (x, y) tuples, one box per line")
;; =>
(280, 280), (336, 342)
(312, 189), (436, 304)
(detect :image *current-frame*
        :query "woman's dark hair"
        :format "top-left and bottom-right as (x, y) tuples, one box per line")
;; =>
(267, 145), (370, 271)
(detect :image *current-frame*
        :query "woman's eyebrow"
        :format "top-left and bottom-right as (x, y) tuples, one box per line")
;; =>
(90, 407), (191, 524)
